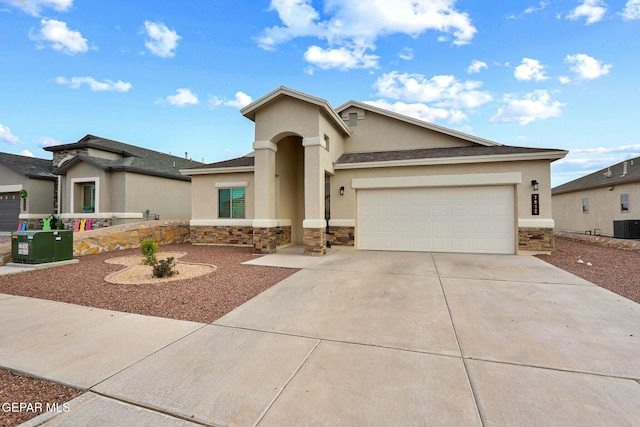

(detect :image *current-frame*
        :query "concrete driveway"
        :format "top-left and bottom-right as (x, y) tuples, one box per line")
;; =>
(3, 248), (640, 426)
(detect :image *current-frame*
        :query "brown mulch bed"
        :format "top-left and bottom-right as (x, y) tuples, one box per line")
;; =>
(535, 237), (640, 304)
(0, 370), (83, 427)
(0, 243), (298, 324)
(0, 243), (299, 426)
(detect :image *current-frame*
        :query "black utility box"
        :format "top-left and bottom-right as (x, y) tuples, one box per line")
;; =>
(613, 220), (640, 239)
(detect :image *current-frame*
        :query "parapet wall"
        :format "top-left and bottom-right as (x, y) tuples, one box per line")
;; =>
(73, 220), (190, 256)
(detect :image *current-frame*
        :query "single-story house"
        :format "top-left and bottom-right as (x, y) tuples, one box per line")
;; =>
(182, 86), (567, 256)
(0, 152), (56, 231)
(553, 156), (640, 238)
(44, 134), (203, 229)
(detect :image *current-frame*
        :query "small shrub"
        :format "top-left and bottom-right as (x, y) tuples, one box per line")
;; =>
(140, 239), (158, 266)
(152, 257), (178, 278)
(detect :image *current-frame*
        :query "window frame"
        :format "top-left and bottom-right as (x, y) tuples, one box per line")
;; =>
(621, 193), (629, 212)
(217, 186), (246, 219)
(582, 198), (589, 213)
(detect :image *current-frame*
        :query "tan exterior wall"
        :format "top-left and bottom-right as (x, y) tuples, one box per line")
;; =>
(553, 182), (640, 236)
(86, 148), (124, 160)
(340, 106), (476, 153)
(26, 178), (55, 214)
(61, 162), (106, 214)
(122, 172), (192, 220)
(190, 172), (254, 220)
(331, 160), (553, 224)
(255, 98), (321, 142)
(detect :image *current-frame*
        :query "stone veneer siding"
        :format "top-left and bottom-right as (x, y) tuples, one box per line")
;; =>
(191, 226), (254, 246)
(304, 228), (326, 256)
(73, 220), (189, 256)
(328, 226), (355, 246)
(518, 227), (554, 252)
(253, 227), (277, 254)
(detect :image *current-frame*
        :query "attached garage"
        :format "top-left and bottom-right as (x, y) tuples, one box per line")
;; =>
(0, 192), (20, 232)
(356, 185), (515, 254)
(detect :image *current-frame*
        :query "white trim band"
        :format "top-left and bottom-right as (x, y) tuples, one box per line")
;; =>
(351, 173), (522, 190)
(0, 185), (23, 192)
(191, 219), (254, 227)
(181, 167), (254, 176)
(214, 181), (249, 188)
(518, 219), (555, 228)
(253, 140), (278, 152)
(303, 219), (327, 229)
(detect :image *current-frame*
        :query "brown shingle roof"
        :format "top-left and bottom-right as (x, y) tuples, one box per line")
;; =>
(552, 156), (640, 194)
(336, 145), (566, 164)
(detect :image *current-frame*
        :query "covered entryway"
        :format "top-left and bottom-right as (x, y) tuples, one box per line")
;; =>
(0, 192), (20, 231)
(356, 185), (515, 254)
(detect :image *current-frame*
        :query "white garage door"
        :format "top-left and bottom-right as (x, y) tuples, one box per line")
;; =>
(357, 186), (515, 254)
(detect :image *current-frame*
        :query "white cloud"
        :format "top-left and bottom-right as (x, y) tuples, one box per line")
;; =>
(304, 44), (380, 70)
(622, 0), (640, 19)
(398, 47), (414, 61)
(29, 19), (89, 55)
(373, 71), (493, 110)
(256, 0), (476, 70)
(467, 60), (488, 74)
(210, 91), (253, 109)
(566, 0), (607, 24)
(491, 90), (564, 125)
(514, 58), (548, 81)
(565, 53), (611, 79)
(19, 149), (34, 157)
(364, 99), (467, 124)
(569, 144), (640, 154)
(525, 1), (549, 14)
(0, 123), (20, 144)
(56, 76), (132, 92)
(143, 21), (180, 58)
(558, 75), (572, 84)
(4, 0), (72, 16)
(37, 136), (63, 147)
(160, 88), (199, 107)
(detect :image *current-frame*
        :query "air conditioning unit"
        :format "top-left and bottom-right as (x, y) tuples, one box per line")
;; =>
(613, 220), (640, 239)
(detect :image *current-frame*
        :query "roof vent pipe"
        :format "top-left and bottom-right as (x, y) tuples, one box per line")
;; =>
(621, 161), (628, 177)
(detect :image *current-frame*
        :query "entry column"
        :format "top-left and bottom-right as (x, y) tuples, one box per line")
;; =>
(252, 140), (278, 254)
(302, 136), (327, 256)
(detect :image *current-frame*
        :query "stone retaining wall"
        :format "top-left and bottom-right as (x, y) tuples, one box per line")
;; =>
(555, 231), (640, 251)
(73, 220), (190, 256)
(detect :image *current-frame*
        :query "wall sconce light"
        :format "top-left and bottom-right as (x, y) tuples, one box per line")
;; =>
(339, 186), (345, 196)
(531, 180), (539, 191)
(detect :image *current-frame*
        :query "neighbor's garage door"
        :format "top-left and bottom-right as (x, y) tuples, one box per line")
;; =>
(0, 192), (20, 232)
(357, 186), (515, 254)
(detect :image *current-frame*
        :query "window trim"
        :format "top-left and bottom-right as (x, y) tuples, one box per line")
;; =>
(582, 197), (589, 213)
(216, 182), (248, 219)
(70, 177), (99, 214)
(621, 193), (629, 212)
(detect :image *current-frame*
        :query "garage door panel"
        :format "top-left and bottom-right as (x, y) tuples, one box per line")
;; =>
(357, 186), (515, 254)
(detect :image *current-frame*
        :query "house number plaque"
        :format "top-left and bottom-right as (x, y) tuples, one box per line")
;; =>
(531, 194), (539, 215)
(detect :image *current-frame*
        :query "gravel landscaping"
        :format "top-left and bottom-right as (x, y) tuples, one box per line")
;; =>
(0, 238), (638, 426)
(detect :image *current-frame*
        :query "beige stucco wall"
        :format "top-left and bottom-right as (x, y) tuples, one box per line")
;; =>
(331, 160), (553, 225)
(26, 178), (55, 214)
(122, 172), (192, 220)
(553, 181), (640, 236)
(340, 106), (476, 153)
(87, 148), (124, 160)
(190, 172), (254, 220)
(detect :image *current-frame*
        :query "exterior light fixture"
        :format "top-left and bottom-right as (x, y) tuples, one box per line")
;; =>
(339, 186), (345, 196)
(531, 180), (539, 191)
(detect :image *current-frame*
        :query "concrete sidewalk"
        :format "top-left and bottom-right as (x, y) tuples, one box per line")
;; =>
(1, 250), (639, 426)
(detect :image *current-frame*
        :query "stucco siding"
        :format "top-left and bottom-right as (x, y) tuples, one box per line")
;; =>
(254, 98), (321, 142)
(26, 178), (55, 214)
(553, 181), (640, 236)
(190, 172), (254, 220)
(331, 160), (552, 224)
(122, 172), (192, 220)
(340, 106), (476, 153)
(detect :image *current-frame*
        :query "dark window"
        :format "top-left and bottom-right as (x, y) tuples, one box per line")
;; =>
(218, 188), (245, 218)
(621, 194), (629, 211)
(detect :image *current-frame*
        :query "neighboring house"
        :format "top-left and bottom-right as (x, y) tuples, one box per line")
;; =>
(553, 156), (640, 238)
(44, 135), (203, 229)
(0, 152), (57, 231)
(182, 87), (567, 256)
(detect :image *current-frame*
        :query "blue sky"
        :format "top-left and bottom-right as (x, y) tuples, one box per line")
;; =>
(1, 0), (639, 186)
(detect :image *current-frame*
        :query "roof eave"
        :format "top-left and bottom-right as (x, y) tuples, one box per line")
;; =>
(240, 86), (352, 136)
(335, 150), (568, 170)
(180, 166), (255, 176)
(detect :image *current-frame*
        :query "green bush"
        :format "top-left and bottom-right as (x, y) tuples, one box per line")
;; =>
(152, 257), (178, 278)
(140, 239), (158, 266)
